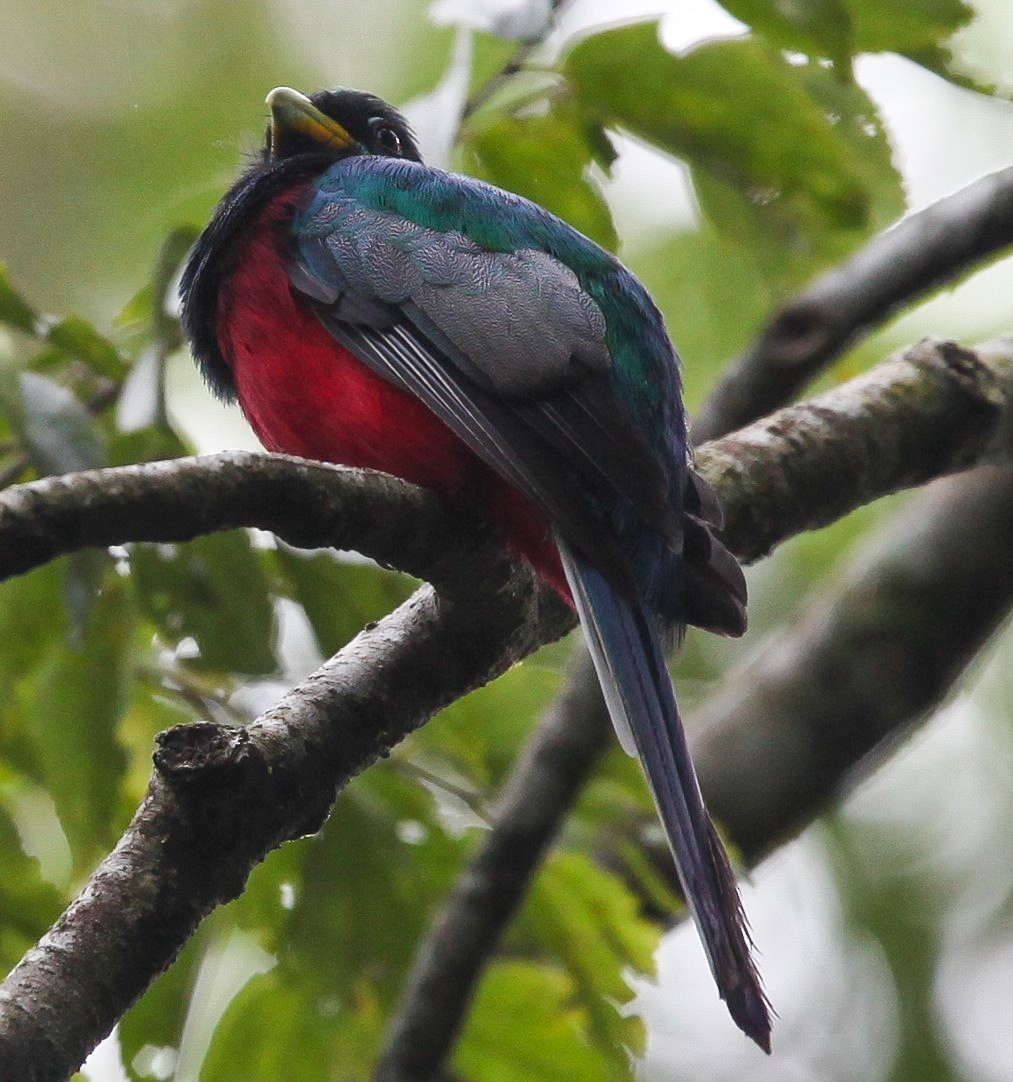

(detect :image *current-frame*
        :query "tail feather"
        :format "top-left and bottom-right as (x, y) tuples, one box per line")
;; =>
(559, 543), (771, 1052)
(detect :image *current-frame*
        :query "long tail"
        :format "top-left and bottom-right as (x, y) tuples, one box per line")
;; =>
(559, 544), (771, 1052)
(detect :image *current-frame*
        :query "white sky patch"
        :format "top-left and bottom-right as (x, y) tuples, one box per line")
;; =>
(430, 0), (553, 40)
(630, 835), (898, 1081)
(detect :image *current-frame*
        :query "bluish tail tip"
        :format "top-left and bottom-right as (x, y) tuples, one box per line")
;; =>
(727, 985), (773, 1054)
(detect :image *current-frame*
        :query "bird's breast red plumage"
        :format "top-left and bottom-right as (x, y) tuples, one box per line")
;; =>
(215, 188), (569, 597)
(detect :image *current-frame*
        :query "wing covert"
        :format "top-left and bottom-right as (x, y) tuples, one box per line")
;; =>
(291, 192), (682, 592)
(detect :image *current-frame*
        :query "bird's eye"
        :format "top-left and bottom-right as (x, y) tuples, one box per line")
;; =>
(371, 122), (402, 156)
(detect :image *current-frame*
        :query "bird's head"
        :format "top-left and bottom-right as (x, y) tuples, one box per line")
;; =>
(264, 86), (422, 165)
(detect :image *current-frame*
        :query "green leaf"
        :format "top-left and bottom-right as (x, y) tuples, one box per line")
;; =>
(454, 960), (624, 1082)
(203, 768), (465, 1077)
(46, 315), (126, 379)
(150, 226), (200, 344)
(689, 56), (903, 284)
(7, 370), (105, 477)
(130, 531), (277, 675)
(273, 548), (416, 657)
(118, 932), (205, 1077)
(107, 422), (189, 467)
(628, 227), (774, 403)
(0, 796), (64, 969)
(0, 267), (126, 377)
(797, 61), (905, 234)
(14, 579), (132, 866)
(516, 852), (657, 1062)
(848, 0), (972, 56)
(201, 969), (382, 1082)
(63, 549), (109, 644)
(277, 768), (464, 1005)
(0, 561), (68, 697)
(722, 0), (855, 68)
(721, 0), (978, 89)
(462, 109), (618, 250)
(562, 22), (909, 281)
(565, 27), (876, 248)
(415, 655), (563, 785)
(0, 263), (39, 334)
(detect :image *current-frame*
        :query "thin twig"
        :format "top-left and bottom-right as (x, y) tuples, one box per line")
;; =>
(462, 0), (575, 119)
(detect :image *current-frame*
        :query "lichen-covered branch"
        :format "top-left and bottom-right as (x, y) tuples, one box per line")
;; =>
(701, 337), (1013, 563)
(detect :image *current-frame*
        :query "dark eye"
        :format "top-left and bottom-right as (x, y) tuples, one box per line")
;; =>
(371, 123), (402, 156)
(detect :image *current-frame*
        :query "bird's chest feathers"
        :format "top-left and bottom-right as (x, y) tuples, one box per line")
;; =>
(215, 193), (479, 496)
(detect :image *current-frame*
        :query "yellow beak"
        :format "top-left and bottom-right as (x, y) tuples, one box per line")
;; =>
(266, 86), (355, 156)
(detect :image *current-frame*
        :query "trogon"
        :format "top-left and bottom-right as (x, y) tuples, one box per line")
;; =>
(180, 85), (771, 1050)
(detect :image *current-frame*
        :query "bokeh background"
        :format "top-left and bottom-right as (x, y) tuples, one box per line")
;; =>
(3, 1), (1013, 1080)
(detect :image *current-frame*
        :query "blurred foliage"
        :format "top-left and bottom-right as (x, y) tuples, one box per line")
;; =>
(0, 2), (1011, 1081)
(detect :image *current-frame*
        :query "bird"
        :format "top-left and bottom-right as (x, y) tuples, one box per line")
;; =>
(179, 85), (770, 1051)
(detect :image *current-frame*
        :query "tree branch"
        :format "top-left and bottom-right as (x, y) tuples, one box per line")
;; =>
(692, 166), (1013, 444)
(0, 566), (571, 1081)
(0, 452), (486, 591)
(2, 338), (1007, 589)
(2, 336), (1010, 1078)
(695, 460), (1013, 859)
(461, 0), (575, 119)
(699, 336), (1012, 563)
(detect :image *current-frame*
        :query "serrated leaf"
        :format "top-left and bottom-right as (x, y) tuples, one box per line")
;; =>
(15, 580), (133, 867)
(454, 960), (623, 1082)
(723, 0), (980, 92)
(273, 548), (415, 657)
(130, 531), (277, 675)
(0, 263), (39, 334)
(796, 62), (904, 233)
(566, 26), (873, 242)
(462, 110), (618, 251)
(11, 370), (105, 477)
(516, 851), (657, 1061)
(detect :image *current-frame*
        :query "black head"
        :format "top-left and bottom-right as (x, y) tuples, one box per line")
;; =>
(181, 86), (421, 404)
(265, 85), (422, 164)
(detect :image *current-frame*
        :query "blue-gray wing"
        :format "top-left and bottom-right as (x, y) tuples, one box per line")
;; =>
(290, 189), (744, 632)
(290, 201), (680, 597)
